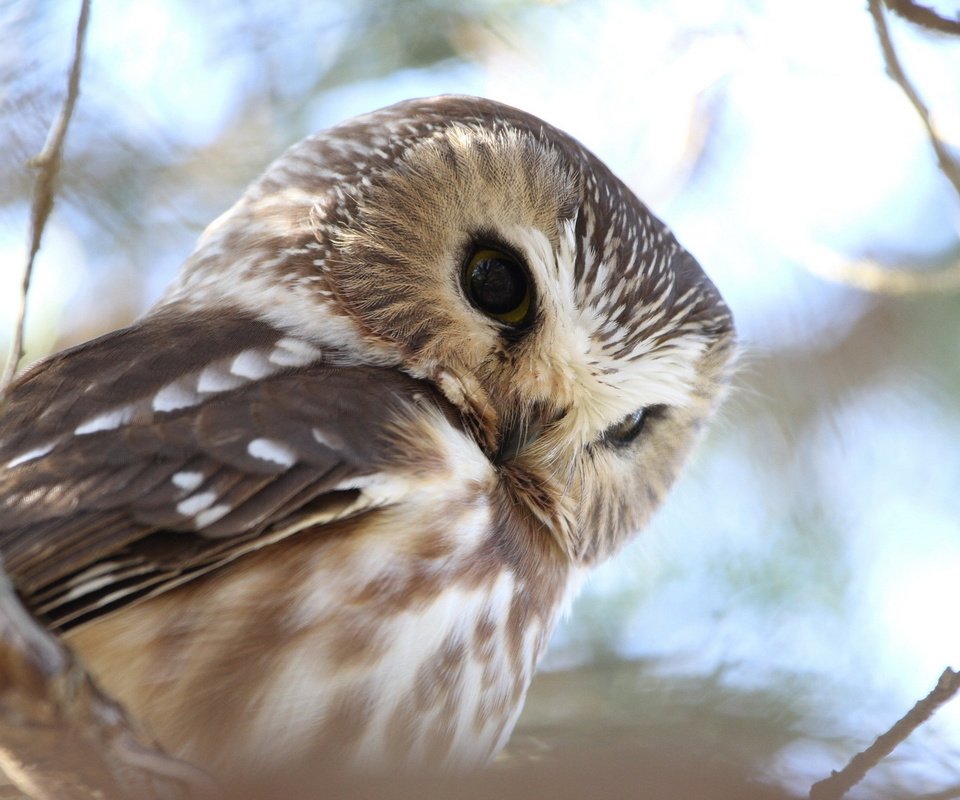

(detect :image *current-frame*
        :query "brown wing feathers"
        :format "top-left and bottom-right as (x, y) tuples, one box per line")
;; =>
(0, 310), (438, 630)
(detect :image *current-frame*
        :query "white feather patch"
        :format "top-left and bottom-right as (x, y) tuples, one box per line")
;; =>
(5, 440), (57, 468)
(230, 349), (276, 380)
(197, 363), (246, 394)
(269, 337), (323, 367)
(171, 471), (205, 492)
(195, 504), (232, 527)
(247, 438), (297, 467)
(75, 406), (136, 435)
(176, 491), (217, 516)
(153, 379), (201, 413)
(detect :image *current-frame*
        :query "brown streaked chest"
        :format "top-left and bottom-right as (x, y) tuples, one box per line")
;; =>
(66, 493), (574, 780)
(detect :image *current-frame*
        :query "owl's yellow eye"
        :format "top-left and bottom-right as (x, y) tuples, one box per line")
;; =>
(463, 247), (532, 326)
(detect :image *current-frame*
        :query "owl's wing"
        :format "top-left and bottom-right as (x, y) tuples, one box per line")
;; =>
(0, 310), (461, 631)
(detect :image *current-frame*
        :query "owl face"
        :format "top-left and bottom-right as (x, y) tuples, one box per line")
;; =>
(166, 96), (735, 565)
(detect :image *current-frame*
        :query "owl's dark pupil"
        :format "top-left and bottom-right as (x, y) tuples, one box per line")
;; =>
(469, 257), (526, 314)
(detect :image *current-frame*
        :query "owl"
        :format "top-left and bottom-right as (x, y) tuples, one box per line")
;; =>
(0, 96), (734, 785)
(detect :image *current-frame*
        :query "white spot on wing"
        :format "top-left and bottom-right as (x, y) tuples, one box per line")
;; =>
(177, 491), (217, 516)
(153, 379), (200, 412)
(75, 406), (136, 435)
(269, 338), (322, 367)
(172, 471), (205, 491)
(197, 363), (246, 393)
(6, 441), (57, 468)
(231, 350), (275, 380)
(248, 438), (296, 467)
(195, 504), (231, 527)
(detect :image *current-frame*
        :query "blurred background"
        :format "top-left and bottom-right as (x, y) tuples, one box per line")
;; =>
(1, 0), (959, 797)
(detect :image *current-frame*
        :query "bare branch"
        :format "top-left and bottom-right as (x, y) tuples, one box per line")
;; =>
(884, 0), (960, 36)
(809, 667), (960, 800)
(869, 0), (960, 200)
(0, 5), (216, 793)
(798, 241), (960, 294)
(0, 0), (92, 399)
(0, 569), (219, 800)
(799, 0), (960, 295)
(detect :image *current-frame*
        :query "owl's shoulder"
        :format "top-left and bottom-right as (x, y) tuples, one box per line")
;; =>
(0, 309), (490, 629)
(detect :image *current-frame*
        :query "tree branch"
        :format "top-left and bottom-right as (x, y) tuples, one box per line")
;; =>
(0, 9), (220, 794)
(802, 0), (960, 295)
(869, 0), (960, 199)
(809, 668), (960, 800)
(884, 0), (960, 36)
(0, 569), (219, 800)
(798, 241), (960, 294)
(0, 0), (91, 400)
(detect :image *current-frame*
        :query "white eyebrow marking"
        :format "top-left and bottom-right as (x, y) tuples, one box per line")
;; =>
(231, 350), (275, 380)
(195, 504), (231, 527)
(177, 491), (217, 516)
(75, 406), (136, 435)
(6, 441), (57, 468)
(172, 471), (205, 491)
(153, 379), (201, 412)
(269, 338), (322, 367)
(248, 438), (297, 467)
(197, 363), (246, 394)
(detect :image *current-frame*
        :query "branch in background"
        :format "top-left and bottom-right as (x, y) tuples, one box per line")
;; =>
(799, 241), (960, 294)
(869, 0), (960, 199)
(0, 4), (216, 796)
(806, 0), (960, 295)
(884, 0), (960, 36)
(0, 569), (219, 800)
(0, 0), (91, 399)
(809, 667), (960, 800)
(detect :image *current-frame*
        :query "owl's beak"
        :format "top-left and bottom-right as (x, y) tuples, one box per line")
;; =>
(495, 422), (540, 464)
(432, 366), (545, 465)
(494, 417), (546, 465)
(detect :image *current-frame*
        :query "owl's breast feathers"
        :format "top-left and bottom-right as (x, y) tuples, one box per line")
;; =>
(0, 308), (571, 769)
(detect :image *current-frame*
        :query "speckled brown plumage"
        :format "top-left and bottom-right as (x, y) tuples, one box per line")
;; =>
(0, 95), (734, 785)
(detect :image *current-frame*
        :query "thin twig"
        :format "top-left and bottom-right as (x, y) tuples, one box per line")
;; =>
(809, 668), (960, 800)
(0, 0), (92, 399)
(803, 0), (960, 295)
(884, 0), (960, 36)
(869, 0), (960, 199)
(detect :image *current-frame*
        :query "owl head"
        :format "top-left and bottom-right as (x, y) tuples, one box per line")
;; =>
(162, 95), (735, 565)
